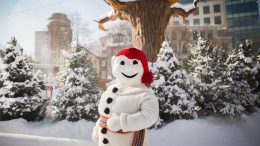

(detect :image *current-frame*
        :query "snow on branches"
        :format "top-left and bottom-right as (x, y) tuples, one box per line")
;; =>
(150, 41), (199, 123)
(51, 44), (101, 122)
(0, 37), (46, 121)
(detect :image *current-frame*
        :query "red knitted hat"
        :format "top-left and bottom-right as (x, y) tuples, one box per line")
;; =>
(116, 48), (153, 85)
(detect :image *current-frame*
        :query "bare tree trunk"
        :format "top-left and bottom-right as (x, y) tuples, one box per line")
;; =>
(131, 28), (165, 62)
(97, 0), (198, 61)
(129, 1), (171, 62)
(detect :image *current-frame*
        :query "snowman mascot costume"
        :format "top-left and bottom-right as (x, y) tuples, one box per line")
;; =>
(92, 48), (159, 146)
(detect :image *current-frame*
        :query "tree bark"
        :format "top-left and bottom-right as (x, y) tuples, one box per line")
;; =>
(99, 0), (197, 62)
(128, 0), (172, 62)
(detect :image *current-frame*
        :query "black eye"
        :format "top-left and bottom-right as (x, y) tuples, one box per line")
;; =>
(133, 60), (138, 65)
(120, 61), (125, 65)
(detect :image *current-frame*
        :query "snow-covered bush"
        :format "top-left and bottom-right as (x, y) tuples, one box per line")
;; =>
(187, 37), (256, 117)
(150, 41), (199, 123)
(0, 38), (46, 121)
(51, 44), (100, 122)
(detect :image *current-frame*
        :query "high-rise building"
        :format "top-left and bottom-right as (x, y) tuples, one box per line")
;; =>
(226, 0), (260, 49)
(34, 13), (72, 70)
(259, 0), (260, 20)
(47, 13), (72, 64)
(34, 31), (51, 65)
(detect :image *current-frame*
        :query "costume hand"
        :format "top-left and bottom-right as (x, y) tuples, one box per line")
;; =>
(107, 113), (121, 132)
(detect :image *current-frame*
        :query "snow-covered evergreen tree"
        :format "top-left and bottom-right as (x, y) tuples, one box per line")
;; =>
(186, 36), (253, 117)
(51, 44), (100, 122)
(224, 40), (256, 115)
(253, 49), (260, 105)
(0, 37), (46, 121)
(35, 70), (45, 90)
(238, 40), (257, 91)
(187, 37), (229, 114)
(150, 41), (198, 122)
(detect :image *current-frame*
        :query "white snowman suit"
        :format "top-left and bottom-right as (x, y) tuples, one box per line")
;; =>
(92, 48), (159, 146)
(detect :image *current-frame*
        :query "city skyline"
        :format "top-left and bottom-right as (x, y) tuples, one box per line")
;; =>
(0, 0), (112, 56)
(0, 0), (194, 57)
(1, 0), (259, 57)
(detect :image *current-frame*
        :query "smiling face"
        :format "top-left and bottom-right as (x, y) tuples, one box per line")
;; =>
(112, 55), (144, 86)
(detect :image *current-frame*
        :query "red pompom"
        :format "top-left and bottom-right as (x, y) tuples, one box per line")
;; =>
(141, 71), (154, 85)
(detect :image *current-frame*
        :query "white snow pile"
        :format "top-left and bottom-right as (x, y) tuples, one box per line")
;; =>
(0, 119), (96, 146)
(171, 0), (198, 12)
(1, 109), (260, 146)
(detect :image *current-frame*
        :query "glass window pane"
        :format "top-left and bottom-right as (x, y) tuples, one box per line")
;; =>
(204, 17), (210, 25)
(193, 19), (200, 25)
(203, 6), (210, 14)
(193, 8), (199, 15)
(214, 4), (221, 13)
(214, 16), (222, 24)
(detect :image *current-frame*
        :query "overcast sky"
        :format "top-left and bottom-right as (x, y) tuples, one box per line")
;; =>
(0, 0), (114, 56)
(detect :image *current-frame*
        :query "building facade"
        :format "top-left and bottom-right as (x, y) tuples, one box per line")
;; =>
(166, 0), (232, 59)
(84, 46), (106, 80)
(34, 31), (51, 65)
(165, 25), (233, 59)
(174, 0), (227, 27)
(34, 13), (72, 72)
(226, 0), (260, 50)
(100, 33), (132, 80)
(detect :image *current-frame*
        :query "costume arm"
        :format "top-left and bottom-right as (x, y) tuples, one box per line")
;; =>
(120, 94), (159, 132)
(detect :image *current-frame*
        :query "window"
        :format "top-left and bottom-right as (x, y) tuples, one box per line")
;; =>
(0, 50), (3, 57)
(208, 31), (213, 40)
(204, 17), (210, 25)
(172, 32), (177, 40)
(203, 6), (210, 14)
(214, 4), (221, 13)
(112, 35), (125, 43)
(200, 31), (205, 37)
(222, 42), (228, 48)
(185, 20), (190, 25)
(173, 21), (180, 25)
(101, 50), (106, 56)
(101, 70), (106, 79)
(101, 60), (106, 67)
(214, 16), (222, 24)
(181, 31), (186, 39)
(193, 8), (199, 15)
(226, 2), (258, 14)
(182, 45), (188, 54)
(193, 31), (198, 40)
(193, 19), (200, 25)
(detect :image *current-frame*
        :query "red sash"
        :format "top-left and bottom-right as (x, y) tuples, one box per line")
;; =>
(99, 115), (145, 146)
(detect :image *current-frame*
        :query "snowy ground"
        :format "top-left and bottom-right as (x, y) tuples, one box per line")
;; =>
(0, 109), (260, 146)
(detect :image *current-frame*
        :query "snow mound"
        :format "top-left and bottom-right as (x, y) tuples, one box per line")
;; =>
(0, 118), (95, 140)
(0, 133), (95, 146)
(149, 109), (260, 146)
(0, 109), (260, 146)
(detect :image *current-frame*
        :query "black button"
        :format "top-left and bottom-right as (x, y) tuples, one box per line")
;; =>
(103, 138), (109, 144)
(104, 108), (110, 114)
(106, 98), (113, 104)
(101, 128), (107, 134)
(112, 87), (118, 93)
